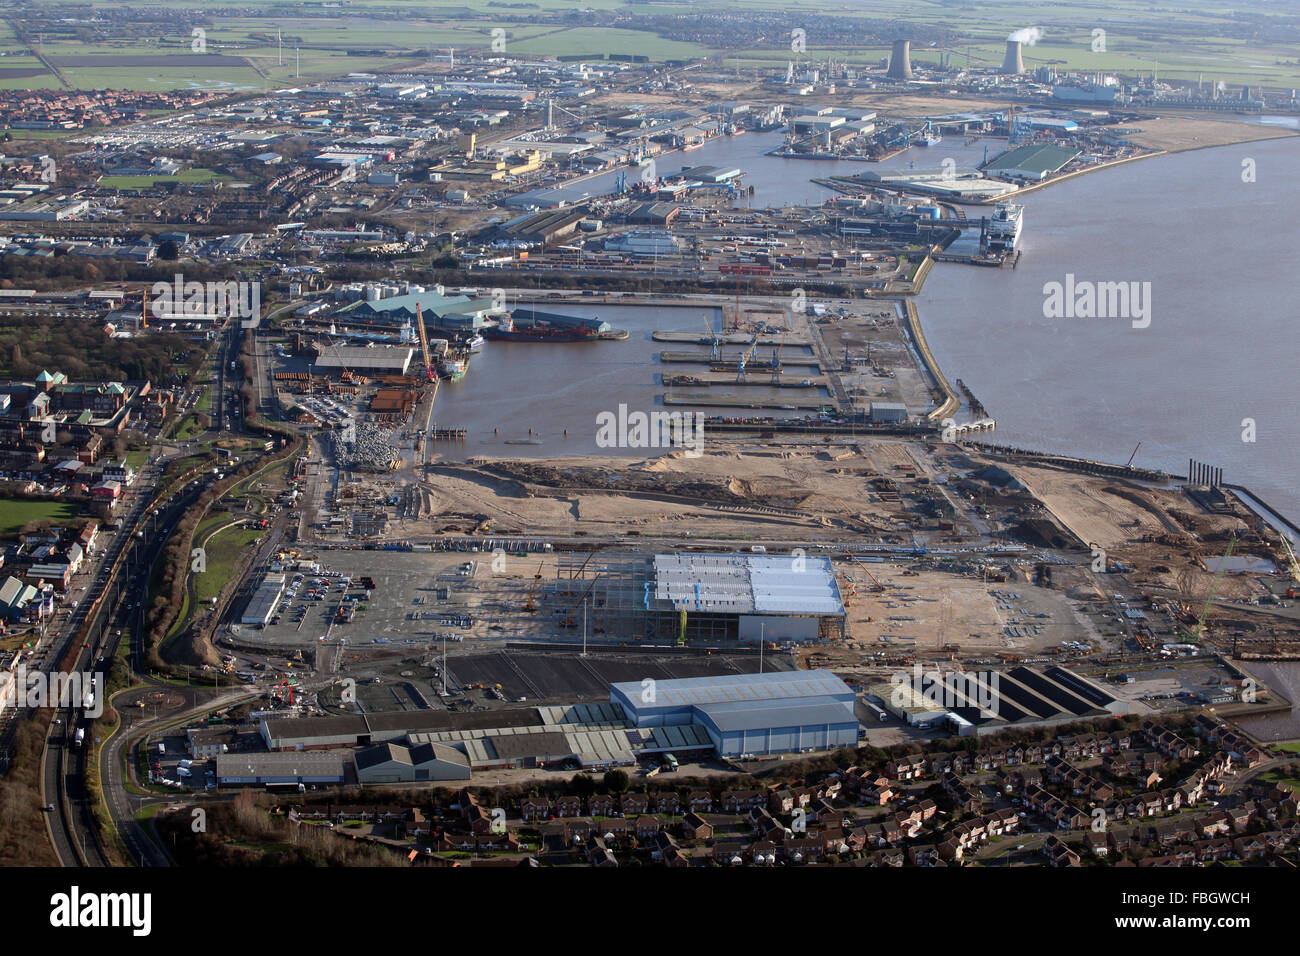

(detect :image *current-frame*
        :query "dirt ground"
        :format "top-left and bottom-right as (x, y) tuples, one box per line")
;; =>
(1123, 115), (1297, 152)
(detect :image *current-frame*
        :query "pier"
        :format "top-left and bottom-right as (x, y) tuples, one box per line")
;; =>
(663, 390), (830, 410)
(659, 349), (821, 368)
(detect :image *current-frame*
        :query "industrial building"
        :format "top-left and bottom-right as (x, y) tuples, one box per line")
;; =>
(260, 670), (859, 768)
(215, 751), (346, 786)
(611, 670), (859, 757)
(554, 552), (847, 645)
(982, 144), (1082, 181)
(333, 290), (503, 331)
(261, 701), (712, 771)
(870, 665), (1127, 736)
(354, 740), (471, 783)
(869, 402), (908, 424)
(240, 573), (285, 627)
(312, 344), (414, 375)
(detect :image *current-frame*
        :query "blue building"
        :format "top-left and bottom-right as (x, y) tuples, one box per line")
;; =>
(610, 670), (860, 757)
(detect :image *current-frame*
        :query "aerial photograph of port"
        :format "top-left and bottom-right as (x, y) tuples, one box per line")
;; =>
(0, 0), (1296, 931)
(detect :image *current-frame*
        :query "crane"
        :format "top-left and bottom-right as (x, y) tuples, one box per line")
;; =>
(413, 301), (437, 382)
(561, 572), (602, 628)
(701, 315), (722, 362)
(845, 552), (887, 592)
(1189, 532), (1237, 642)
(1125, 442), (1142, 468)
(769, 341), (784, 383)
(1277, 534), (1300, 589)
(735, 331), (761, 382)
(523, 561), (544, 613)
(563, 547), (598, 597)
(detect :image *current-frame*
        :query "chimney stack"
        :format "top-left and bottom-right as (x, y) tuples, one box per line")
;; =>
(888, 40), (913, 80)
(1001, 40), (1025, 75)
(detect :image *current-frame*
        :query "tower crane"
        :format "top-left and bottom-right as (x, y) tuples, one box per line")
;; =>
(413, 301), (437, 382)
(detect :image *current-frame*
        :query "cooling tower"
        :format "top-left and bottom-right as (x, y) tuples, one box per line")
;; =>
(888, 40), (913, 80)
(1001, 40), (1025, 75)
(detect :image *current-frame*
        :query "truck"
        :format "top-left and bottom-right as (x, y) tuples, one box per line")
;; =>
(662, 753), (679, 772)
(157, 742), (166, 756)
(74, 727), (84, 747)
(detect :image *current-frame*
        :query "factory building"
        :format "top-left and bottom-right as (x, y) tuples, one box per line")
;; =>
(240, 573), (285, 627)
(982, 144), (1082, 181)
(553, 552), (847, 645)
(215, 752), (345, 786)
(312, 344), (414, 375)
(611, 670), (860, 757)
(868, 402), (908, 424)
(354, 740), (471, 783)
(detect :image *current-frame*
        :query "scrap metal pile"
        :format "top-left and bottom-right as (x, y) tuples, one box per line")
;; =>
(327, 422), (401, 471)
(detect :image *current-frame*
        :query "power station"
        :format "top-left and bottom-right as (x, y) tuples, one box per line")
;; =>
(887, 39), (913, 80)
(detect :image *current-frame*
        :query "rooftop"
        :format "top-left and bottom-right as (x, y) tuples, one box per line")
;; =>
(613, 669), (852, 709)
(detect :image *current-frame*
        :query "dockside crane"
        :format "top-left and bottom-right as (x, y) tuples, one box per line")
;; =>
(413, 301), (437, 382)
(769, 341), (784, 383)
(735, 331), (761, 383)
(701, 315), (722, 362)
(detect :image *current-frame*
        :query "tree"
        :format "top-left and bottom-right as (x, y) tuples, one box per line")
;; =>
(603, 769), (629, 794)
(570, 773), (595, 797)
(159, 240), (180, 261)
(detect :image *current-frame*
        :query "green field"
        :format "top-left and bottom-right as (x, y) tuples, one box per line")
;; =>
(0, 499), (78, 538)
(98, 168), (232, 190)
(1, 0), (1297, 88)
(192, 524), (266, 606)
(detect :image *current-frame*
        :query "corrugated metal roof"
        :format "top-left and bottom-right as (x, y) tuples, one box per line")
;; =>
(614, 669), (851, 709)
(695, 699), (858, 732)
(651, 553), (844, 616)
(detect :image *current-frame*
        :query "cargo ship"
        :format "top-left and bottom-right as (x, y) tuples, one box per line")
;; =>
(484, 311), (628, 342)
(919, 130), (942, 146)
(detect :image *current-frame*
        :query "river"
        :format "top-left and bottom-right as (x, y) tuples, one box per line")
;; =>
(443, 123), (1299, 530)
(917, 132), (1300, 524)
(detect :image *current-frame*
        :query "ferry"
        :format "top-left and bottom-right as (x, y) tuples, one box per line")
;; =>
(985, 202), (1023, 252)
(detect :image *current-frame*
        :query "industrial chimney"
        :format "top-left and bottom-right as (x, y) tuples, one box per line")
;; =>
(1001, 40), (1025, 75)
(888, 40), (913, 80)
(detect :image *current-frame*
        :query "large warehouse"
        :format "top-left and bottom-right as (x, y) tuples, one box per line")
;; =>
(557, 552), (848, 644)
(611, 670), (860, 757)
(312, 343), (413, 375)
(354, 740), (471, 783)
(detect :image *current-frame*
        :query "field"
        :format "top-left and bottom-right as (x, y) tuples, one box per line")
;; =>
(0, 499), (79, 538)
(193, 523), (266, 605)
(98, 168), (232, 190)
(3, 0), (1296, 88)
